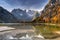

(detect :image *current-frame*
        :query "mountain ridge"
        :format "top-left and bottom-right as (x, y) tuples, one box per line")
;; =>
(0, 6), (18, 23)
(33, 0), (60, 23)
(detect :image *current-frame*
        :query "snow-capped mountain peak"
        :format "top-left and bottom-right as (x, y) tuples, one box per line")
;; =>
(11, 9), (35, 21)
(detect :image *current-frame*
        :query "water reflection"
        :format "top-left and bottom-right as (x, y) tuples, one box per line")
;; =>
(0, 24), (60, 40)
(0, 33), (44, 40)
(33, 24), (60, 39)
(19, 34), (32, 40)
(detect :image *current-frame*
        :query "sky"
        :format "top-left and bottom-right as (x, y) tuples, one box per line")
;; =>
(0, 0), (49, 12)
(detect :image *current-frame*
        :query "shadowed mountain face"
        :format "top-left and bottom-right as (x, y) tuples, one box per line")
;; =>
(0, 6), (40, 23)
(0, 7), (18, 23)
(11, 9), (35, 22)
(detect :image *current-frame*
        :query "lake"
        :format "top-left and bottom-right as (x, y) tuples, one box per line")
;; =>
(0, 23), (60, 40)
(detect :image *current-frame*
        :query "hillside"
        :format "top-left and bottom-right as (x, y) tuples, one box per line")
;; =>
(0, 6), (18, 23)
(33, 0), (60, 23)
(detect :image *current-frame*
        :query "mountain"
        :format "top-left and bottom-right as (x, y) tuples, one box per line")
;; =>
(33, 0), (60, 23)
(11, 9), (35, 22)
(27, 10), (35, 17)
(41, 0), (60, 23)
(0, 6), (18, 23)
(0, 6), (38, 23)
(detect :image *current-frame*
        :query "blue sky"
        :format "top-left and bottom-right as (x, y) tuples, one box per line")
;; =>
(0, 0), (49, 12)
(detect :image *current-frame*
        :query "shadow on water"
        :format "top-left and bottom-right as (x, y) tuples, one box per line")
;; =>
(0, 23), (60, 40)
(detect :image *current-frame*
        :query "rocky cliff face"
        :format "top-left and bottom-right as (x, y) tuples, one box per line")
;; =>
(11, 9), (36, 22)
(38, 0), (60, 23)
(0, 6), (18, 23)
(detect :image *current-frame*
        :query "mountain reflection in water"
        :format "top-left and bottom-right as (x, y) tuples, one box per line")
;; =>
(0, 23), (60, 40)
(0, 34), (44, 40)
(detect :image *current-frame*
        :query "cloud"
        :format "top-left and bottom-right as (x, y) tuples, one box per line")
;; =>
(0, 0), (49, 11)
(0, 0), (13, 11)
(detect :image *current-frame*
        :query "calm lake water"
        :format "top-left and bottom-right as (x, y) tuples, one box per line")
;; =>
(0, 23), (60, 40)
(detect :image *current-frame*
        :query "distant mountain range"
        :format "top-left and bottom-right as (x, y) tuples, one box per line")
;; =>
(11, 9), (35, 22)
(0, 6), (40, 23)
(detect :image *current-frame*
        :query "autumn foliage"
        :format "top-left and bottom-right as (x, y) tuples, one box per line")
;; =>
(33, 0), (60, 23)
